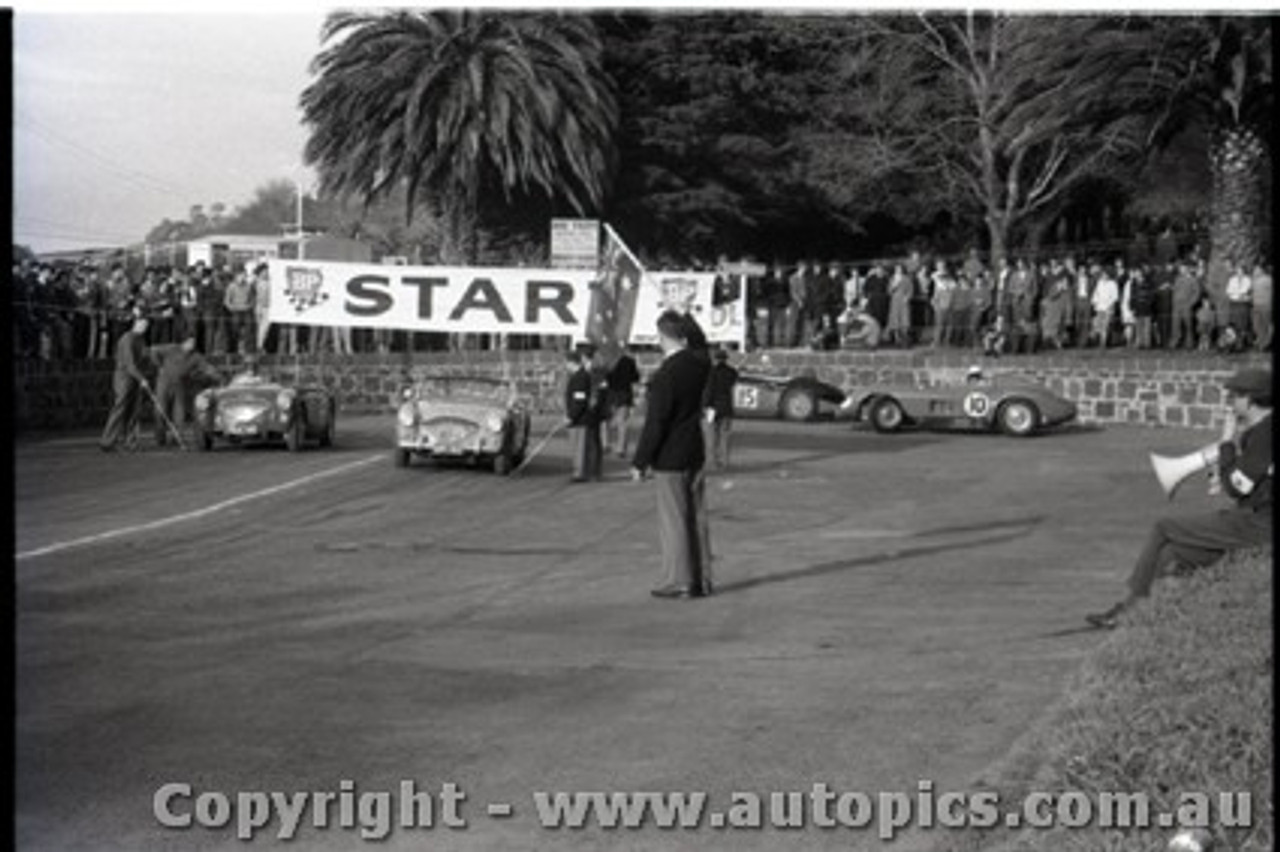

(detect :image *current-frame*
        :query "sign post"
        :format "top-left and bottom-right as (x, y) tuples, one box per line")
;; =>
(549, 219), (600, 270)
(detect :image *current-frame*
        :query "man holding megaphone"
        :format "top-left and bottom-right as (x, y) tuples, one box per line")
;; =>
(1087, 367), (1272, 629)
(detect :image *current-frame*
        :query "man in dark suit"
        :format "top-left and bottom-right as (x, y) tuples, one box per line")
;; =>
(565, 348), (603, 482)
(703, 347), (739, 470)
(604, 343), (641, 459)
(632, 311), (714, 599)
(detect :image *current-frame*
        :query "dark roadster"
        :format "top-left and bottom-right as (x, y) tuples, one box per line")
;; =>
(732, 372), (848, 422)
(193, 373), (337, 451)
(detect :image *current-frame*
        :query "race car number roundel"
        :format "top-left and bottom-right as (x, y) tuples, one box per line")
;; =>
(735, 386), (759, 409)
(962, 391), (991, 418)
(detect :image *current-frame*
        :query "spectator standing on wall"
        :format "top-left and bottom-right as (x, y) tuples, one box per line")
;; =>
(1128, 267), (1156, 349)
(1153, 262), (1175, 348)
(1091, 265), (1120, 349)
(1206, 254), (1232, 340)
(969, 271), (994, 350)
(1039, 260), (1071, 350)
(786, 262), (808, 348)
(106, 264), (135, 348)
(1225, 262), (1253, 348)
(1170, 262), (1201, 349)
(886, 263), (913, 348)
(759, 263), (787, 349)
(223, 265), (256, 355)
(1250, 263), (1271, 351)
(1071, 263), (1094, 348)
(862, 264), (891, 335)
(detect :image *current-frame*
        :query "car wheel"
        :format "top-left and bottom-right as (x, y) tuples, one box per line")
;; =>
(780, 388), (817, 422)
(284, 415), (306, 452)
(870, 397), (907, 433)
(195, 425), (213, 452)
(997, 400), (1040, 437)
(393, 448), (411, 468)
(319, 404), (336, 448)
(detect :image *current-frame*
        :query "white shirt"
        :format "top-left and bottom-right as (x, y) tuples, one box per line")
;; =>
(1092, 275), (1119, 312)
(1226, 273), (1253, 302)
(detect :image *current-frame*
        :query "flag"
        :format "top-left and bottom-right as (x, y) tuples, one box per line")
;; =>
(585, 223), (645, 365)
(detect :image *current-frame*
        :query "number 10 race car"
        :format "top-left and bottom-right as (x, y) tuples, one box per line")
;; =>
(843, 368), (1077, 436)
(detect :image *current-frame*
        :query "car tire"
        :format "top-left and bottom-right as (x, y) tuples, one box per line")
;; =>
(870, 397), (907, 433)
(319, 404), (336, 448)
(997, 399), (1040, 437)
(394, 448), (411, 468)
(284, 415), (306, 452)
(780, 387), (817, 422)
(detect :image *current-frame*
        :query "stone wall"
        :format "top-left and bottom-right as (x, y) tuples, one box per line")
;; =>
(13, 348), (1270, 434)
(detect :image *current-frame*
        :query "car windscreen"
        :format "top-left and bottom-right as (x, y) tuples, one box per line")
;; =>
(416, 379), (511, 403)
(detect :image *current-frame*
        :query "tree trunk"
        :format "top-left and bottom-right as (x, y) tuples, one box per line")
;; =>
(1208, 124), (1267, 271)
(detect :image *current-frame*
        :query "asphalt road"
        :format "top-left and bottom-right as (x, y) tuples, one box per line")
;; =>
(14, 414), (1220, 851)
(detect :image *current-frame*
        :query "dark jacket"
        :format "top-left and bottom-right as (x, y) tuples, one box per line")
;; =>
(151, 345), (222, 390)
(565, 367), (594, 426)
(606, 354), (641, 408)
(633, 348), (711, 473)
(703, 363), (739, 419)
(1219, 413), (1272, 512)
(114, 330), (150, 383)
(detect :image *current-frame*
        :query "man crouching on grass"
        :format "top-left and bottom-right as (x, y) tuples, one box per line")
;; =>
(1086, 368), (1272, 629)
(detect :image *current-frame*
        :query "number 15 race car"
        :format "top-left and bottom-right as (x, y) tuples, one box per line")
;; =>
(731, 371), (848, 422)
(843, 368), (1077, 436)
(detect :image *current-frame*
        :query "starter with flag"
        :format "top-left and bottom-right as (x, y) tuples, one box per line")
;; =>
(586, 224), (644, 365)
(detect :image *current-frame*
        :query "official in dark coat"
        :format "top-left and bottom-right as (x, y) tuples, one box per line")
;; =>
(703, 348), (739, 470)
(99, 315), (152, 452)
(565, 348), (604, 482)
(604, 344), (641, 459)
(1087, 368), (1273, 628)
(633, 310), (714, 599)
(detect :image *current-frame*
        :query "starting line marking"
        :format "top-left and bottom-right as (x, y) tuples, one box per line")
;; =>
(15, 453), (384, 561)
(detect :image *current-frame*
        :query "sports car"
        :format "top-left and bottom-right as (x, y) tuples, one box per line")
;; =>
(193, 372), (337, 451)
(732, 371), (848, 422)
(844, 368), (1076, 436)
(394, 376), (532, 474)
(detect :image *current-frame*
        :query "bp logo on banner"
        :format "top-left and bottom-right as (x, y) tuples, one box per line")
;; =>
(284, 266), (330, 315)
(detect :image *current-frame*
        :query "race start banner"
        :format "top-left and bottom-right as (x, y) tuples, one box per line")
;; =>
(265, 260), (597, 336)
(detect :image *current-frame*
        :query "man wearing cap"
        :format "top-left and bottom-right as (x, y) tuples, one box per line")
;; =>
(99, 314), (153, 452)
(633, 310), (714, 599)
(1086, 367), (1272, 629)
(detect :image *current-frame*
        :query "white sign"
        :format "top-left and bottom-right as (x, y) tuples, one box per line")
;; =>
(628, 270), (746, 348)
(266, 260), (595, 336)
(550, 219), (600, 269)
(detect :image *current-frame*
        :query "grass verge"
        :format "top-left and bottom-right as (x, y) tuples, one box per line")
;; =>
(924, 548), (1272, 852)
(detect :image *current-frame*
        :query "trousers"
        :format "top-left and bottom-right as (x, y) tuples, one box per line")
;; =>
(1127, 508), (1271, 598)
(653, 469), (712, 590)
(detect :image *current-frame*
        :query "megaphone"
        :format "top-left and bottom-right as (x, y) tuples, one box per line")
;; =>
(1149, 442), (1220, 500)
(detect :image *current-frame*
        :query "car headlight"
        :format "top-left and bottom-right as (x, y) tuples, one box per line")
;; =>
(397, 404), (417, 428)
(401, 387), (416, 401)
(485, 413), (505, 433)
(276, 390), (296, 410)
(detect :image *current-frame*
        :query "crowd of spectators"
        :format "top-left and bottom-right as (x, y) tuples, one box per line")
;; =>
(9, 257), (414, 360)
(739, 247), (1272, 356)
(12, 243), (1273, 363)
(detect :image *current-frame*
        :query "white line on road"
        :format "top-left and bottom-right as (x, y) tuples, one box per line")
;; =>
(15, 453), (384, 561)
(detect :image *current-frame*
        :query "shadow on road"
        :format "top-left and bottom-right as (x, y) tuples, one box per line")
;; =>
(716, 516), (1045, 596)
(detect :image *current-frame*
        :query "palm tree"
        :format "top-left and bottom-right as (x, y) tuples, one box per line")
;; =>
(300, 10), (617, 263)
(1146, 18), (1272, 269)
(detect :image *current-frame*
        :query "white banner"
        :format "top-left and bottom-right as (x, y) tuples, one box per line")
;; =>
(266, 260), (596, 336)
(629, 270), (747, 348)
